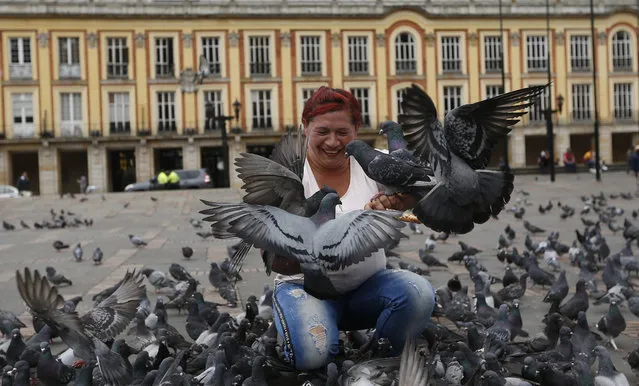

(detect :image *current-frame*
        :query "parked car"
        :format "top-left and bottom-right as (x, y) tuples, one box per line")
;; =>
(0, 185), (32, 198)
(124, 169), (212, 192)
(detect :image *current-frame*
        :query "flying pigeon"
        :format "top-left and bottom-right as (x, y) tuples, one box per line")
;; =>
(129, 234), (147, 247)
(201, 192), (407, 300)
(16, 268), (145, 386)
(398, 84), (545, 233)
(92, 247), (103, 265)
(73, 243), (83, 262)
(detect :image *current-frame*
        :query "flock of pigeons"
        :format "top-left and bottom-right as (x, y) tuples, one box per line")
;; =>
(0, 83), (637, 385)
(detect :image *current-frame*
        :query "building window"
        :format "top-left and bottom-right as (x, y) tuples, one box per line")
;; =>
(441, 36), (461, 73)
(300, 36), (322, 75)
(155, 37), (174, 78)
(157, 91), (176, 132)
(301, 88), (316, 108)
(204, 90), (224, 131)
(395, 32), (417, 74)
(9, 37), (32, 79)
(485, 85), (504, 99)
(484, 36), (502, 73)
(612, 31), (633, 72)
(350, 88), (371, 126)
(396, 88), (408, 116)
(108, 92), (130, 133)
(570, 35), (591, 72)
(347, 36), (369, 74)
(106, 38), (128, 78)
(59, 37), (81, 78)
(60, 92), (83, 137)
(526, 35), (548, 72)
(11, 93), (34, 138)
(201, 37), (221, 75)
(249, 36), (271, 76)
(250, 90), (273, 130)
(443, 86), (462, 116)
(613, 83), (633, 120)
(529, 84), (548, 123)
(571, 84), (592, 121)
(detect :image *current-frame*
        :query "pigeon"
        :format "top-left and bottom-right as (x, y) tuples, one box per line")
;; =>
(141, 268), (175, 292)
(408, 222), (423, 235)
(543, 270), (569, 304)
(418, 248), (447, 268)
(182, 246), (193, 259)
(344, 138), (433, 196)
(230, 126), (338, 277)
(559, 280), (589, 320)
(424, 234), (436, 251)
(16, 268), (145, 385)
(497, 273), (527, 302)
(502, 266), (518, 287)
(201, 192), (407, 300)
(45, 266), (72, 286)
(19, 220), (29, 229)
(37, 341), (76, 385)
(129, 234), (147, 247)
(595, 300), (626, 351)
(2, 221), (15, 231)
(523, 220), (545, 234)
(150, 196), (158, 202)
(593, 345), (630, 386)
(53, 240), (70, 252)
(92, 247), (103, 265)
(73, 243), (83, 262)
(168, 263), (194, 282)
(498, 234), (511, 249)
(505, 225), (516, 240)
(398, 84), (545, 233)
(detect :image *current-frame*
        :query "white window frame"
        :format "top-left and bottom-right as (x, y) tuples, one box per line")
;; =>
(395, 87), (409, 118)
(11, 93), (34, 138)
(526, 35), (548, 72)
(204, 90), (224, 131)
(443, 86), (462, 116)
(201, 37), (222, 76)
(108, 92), (130, 133)
(250, 89), (273, 130)
(485, 85), (504, 100)
(350, 87), (371, 127)
(106, 37), (128, 78)
(484, 35), (502, 73)
(395, 32), (416, 74)
(612, 30), (633, 72)
(157, 91), (176, 132)
(441, 36), (461, 73)
(528, 83), (548, 123)
(571, 83), (592, 121)
(59, 37), (80, 65)
(570, 35), (591, 72)
(347, 36), (369, 75)
(300, 35), (322, 75)
(60, 92), (83, 136)
(155, 37), (175, 78)
(10, 37), (31, 65)
(249, 36), (271, 77)
(613, 83), (633, 120)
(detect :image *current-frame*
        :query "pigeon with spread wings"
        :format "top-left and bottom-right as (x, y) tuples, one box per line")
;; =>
(200, 193), (407, 300)
(229, 126), (336, 278)
(399, 84), (546, 234)
(15, 268), (145, 385)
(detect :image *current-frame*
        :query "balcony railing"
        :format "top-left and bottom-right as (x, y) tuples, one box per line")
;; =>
(485, 59), (502, 73)
(442, 59), (461, 73)
(9, 64), (32, 79)
(59, 64), (81, 79)
(110, 121), (131, 134)
(395, 60), (417, 74)
(250, 62), (271, 76)
(12, 124), (35, 138)
(157, 122), (177, 132)
(208, 62), (221, 76)
(301, 62), (322, 75)
(612, 58), (633, 72)
(107, 63), (128, 78)
(348, 61), (368, 75)
(60, 122), (83, 137)
(155, 64), (175, 78)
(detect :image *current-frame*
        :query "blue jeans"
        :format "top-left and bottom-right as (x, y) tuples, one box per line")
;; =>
(273, 269), (435, 371)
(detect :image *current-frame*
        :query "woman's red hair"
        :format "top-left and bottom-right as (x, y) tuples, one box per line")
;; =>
(302, 86), (362, 127)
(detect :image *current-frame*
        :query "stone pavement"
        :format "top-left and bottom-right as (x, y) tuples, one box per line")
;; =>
(0, 171), (638, 380)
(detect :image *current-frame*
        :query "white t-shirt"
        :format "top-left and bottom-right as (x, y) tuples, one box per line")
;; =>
(274, 158), (387, 293)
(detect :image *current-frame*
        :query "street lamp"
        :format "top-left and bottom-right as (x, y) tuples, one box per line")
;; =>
(206, 98), (241, 188)
(538, 93), (564, 182)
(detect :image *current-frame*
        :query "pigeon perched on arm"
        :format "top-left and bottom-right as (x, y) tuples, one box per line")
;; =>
(200, 192), (407, 300)
(398, 84), (545, 234)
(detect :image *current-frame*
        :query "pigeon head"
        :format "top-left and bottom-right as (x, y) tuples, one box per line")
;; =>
(343, 140), (368, 159)
(45, 266), (55, 275)
(319, 185), (338, 195)
(559, 326), (573, 339)
(128, 234), (134, 239)
(319, 193), (342, 210)
(39, 342), (49, 352)
(10, 329), (20, 339)
(378, 120), (402, 135)
(141, 268), (154, 277)
(592, 345), (609, 358)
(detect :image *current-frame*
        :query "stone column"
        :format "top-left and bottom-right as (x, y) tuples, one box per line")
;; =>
(555, 129), (571, 158)
(134, 31), (149, 132)
(39, 145), (59, 196)
(330, 31), (343, 87)
(136, 141), (152, 182)
(599, 128), (612, 164)
(87, 144), (107, 192)
(228, 32), (241, 117)
(0, 150), (9, 185)
(280, 31), (294, 126)
(182, 142), (199, 169)
(511, 130), (526, 167)
(229, 136), (247, 188)
(37, 32), (53, 135)
(182, 32), (197, 130)
(424, 32), (437, 98)
(467, 32), (480, 102)
(87, 32), (101, 135)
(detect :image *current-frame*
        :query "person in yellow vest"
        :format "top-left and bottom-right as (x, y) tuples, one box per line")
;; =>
(157, 170), (169, 189)
(167, 170), (180, 189)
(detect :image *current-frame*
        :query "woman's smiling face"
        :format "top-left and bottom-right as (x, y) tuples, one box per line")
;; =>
(305, 109), (359, 172)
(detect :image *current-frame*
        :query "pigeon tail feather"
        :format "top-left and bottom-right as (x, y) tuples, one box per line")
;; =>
(398, 337), (428, 386)
(94, 338), (133, 386)
(414, 183), (475, 234)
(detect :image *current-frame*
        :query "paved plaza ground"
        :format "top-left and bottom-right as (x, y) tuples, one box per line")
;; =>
(1, 170), (639, 381)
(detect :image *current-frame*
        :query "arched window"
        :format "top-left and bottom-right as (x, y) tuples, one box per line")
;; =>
(612, 30), (633, 71)
(395, 32), (416, 74)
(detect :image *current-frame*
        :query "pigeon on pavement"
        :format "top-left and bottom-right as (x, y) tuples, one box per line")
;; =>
(523, 220), (545, 234)
(53, 240), (70, 252)
(92, 247), (103, 265)
(201, 192), (407, 300)
(595, 300), (626, 351)
(398, 84), (545, 233)
(73, 243), (83, 262)
(45, 266), (72, 286)
(128, 234), (147, 247)
(182, 246), (193, 259)
(593, 346), (630, 386)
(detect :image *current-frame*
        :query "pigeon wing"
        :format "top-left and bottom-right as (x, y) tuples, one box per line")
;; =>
(399, 84), (451, 174)
(268, 125), (308, 182)
(444, 85), (547, 169)
(200, 201), (316, 264)
(81, 270), (145, 341)
(314, 210), (408, 271)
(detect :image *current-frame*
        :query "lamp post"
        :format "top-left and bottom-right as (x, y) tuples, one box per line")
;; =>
(499, 0), (509, 171)
(590, 0), (601, 182)
(539, 94), (564, 182)
(206, 99), (241, 188)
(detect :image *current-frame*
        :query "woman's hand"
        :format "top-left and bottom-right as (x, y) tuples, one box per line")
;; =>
(364, 193), (417, 211)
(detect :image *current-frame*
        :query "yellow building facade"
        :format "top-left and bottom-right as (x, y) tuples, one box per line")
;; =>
(0, 2), (637, 194)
